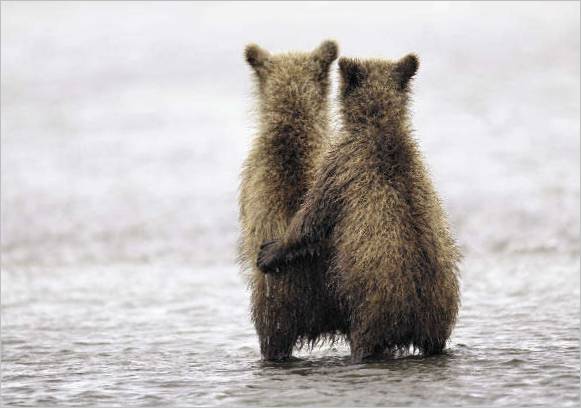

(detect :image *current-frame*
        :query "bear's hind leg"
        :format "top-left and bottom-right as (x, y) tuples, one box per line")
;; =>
(348, 326), (390, 364)
(418, 338), (446, 356)
(252, 272), (301, 362)
(260, 332), (297, 361)
(349, 339), (389, 363)
(256, 289), (300, 361)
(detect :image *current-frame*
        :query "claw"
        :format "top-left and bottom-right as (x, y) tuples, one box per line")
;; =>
(256, 239), (284, 274)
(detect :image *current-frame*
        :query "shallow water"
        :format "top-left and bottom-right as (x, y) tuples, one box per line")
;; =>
(2, 254), (579, 407)
(1, 2), (580, 407)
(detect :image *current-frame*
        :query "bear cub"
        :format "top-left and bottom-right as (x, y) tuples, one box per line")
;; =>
(258, 54), (461, 363)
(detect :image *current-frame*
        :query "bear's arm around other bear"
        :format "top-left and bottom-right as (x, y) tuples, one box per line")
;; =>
(257, 158), (344, 274)
(256, 213), (325, 274)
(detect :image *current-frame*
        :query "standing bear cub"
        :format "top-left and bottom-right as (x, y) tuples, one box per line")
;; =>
(258, 55), (461, 362)
(239, 40), (344, 361)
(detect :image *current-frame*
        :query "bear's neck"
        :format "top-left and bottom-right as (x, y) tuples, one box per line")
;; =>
(259, 107), (327, 158)
(349, 116), (420, 179)
(258, 106), (328, 216)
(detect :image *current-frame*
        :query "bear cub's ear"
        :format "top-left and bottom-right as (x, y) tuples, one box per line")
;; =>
(339, 57), (366, 95)
(312, 40), (339, 71)
(245, 44), (270, 76)
(393, 53), (419, 89)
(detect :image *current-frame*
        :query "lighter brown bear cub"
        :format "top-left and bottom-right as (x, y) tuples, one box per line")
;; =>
(258, 54), (461, 363)
(239, 40), (342, 361)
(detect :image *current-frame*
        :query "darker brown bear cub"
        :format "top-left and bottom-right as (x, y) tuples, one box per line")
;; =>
(239, 41), (345, 361)
(258, 54), (461, 363)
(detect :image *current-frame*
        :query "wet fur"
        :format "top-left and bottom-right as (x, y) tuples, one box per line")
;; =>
(258, 55), (461, 362)
(238, 40), (345, 361)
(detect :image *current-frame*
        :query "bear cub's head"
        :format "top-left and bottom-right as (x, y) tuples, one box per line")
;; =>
(245, 40), (339, 118)
(338, 54), (419, 127)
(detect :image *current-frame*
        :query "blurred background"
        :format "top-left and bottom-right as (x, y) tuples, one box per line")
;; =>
(1, 2), (579, 406)
(2, 1), (579, 267)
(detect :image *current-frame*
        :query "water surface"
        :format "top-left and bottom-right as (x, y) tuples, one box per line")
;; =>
(2, 254), (579, 406)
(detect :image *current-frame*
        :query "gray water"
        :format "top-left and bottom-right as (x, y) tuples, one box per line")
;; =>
(2, 255), (580, 406)
(1, 2), (580, 407)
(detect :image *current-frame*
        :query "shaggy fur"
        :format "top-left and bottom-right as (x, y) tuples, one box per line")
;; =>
(238, 40), (344, 361)
(258, 54), (461, 363)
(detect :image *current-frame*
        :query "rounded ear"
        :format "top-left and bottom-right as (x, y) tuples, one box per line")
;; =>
(339, 57), (366, 95)
(244, 44), (270, 76)
(312, 40), (339, 71)
(393, 53), (419, 89)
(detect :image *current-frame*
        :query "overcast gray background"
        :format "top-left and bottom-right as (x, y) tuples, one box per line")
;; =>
(2, 1), (579, 267)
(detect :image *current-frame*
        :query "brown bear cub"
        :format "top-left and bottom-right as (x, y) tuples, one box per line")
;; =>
(239, 40), (344, 361)
(258, 55), (461, 362)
